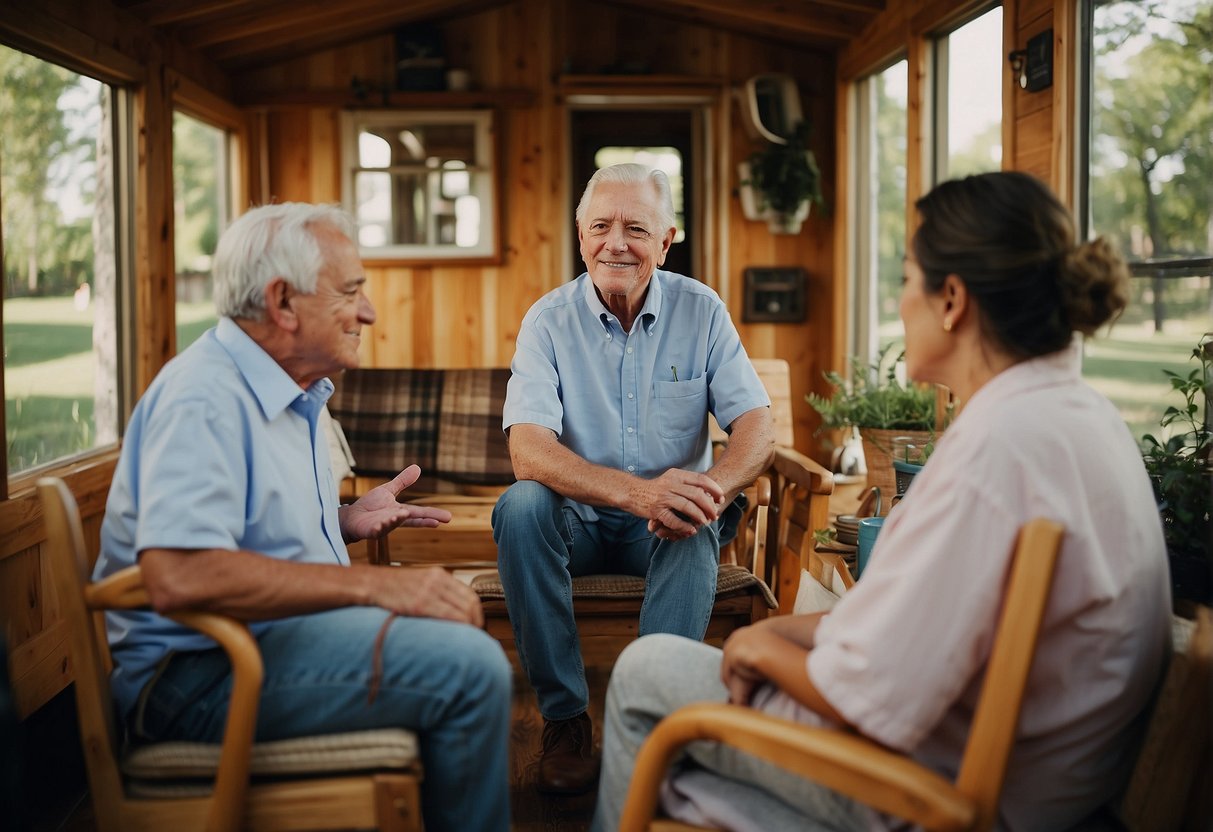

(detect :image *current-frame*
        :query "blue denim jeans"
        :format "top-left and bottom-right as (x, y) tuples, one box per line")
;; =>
(134, 607), (512, 832)
(491, 480), (726, 721)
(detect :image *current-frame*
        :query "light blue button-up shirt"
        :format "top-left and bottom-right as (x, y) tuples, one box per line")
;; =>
(96, 317), (347, 718)
(503, 270), (770, 520)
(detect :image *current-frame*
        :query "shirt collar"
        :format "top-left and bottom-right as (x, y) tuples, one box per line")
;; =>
(582, 270), (664, 336)
(960, 340), (1082, 422)
(215, 317), (334, 421)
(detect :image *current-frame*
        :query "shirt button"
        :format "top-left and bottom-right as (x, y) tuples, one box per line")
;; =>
(626, 347), (633, 354)
(627, 392), (634, 399)
(627, 465), (635, 472)
(627, 426), (634, 433)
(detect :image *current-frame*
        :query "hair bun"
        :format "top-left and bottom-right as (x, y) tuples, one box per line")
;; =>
(1058, 237), (1130, 335)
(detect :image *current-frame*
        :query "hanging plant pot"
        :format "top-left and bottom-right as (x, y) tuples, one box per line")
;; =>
(766, 202), (810, 234)
(738, 161), (811, 235)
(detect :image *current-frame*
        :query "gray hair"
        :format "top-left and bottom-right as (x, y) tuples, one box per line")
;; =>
(213, 203), (357, 320)
(575, 164), (676, 234)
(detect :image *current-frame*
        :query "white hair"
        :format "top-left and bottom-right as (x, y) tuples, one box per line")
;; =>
(575, 164), (676, 233)
(212, 203), (357, 320)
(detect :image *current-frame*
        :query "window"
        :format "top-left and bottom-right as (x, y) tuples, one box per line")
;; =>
(172, 111), (226, 353)
(2, 45), (125, 478)
(851, 59), (909, 363)
(933, 6), (1004, 182)
(341, 110), (499, 262)
(1081, 0), (1212, 442)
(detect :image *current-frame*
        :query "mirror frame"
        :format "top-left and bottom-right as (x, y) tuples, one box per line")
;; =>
(340, 109), (501, 264)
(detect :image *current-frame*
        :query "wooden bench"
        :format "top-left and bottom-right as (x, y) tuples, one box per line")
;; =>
(329, 361), (835, 657)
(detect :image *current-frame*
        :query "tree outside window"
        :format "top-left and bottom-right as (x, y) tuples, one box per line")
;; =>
(2, 46), (120, 476)
(1084, 0), (1212, 442)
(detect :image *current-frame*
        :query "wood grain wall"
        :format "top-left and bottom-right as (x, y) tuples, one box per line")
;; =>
(235, 0), (840, 455)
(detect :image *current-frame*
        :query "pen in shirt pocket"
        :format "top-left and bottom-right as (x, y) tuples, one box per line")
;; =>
(671, 365), (679, 382)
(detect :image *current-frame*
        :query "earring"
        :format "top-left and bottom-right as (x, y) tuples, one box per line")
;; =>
(943, 319), (953, 332)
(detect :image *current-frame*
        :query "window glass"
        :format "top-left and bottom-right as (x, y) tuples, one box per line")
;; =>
(1083, 0), (1212, 442)
(172, 111), (224, 353)
(853, 60), (909, 362)
(935, 6), (1004, 181)
(593, 146), (685, 243)
(2, 45), (120, 475)
(342, 110), (498, 260)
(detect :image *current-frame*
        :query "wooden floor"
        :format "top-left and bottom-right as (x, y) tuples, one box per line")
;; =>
(40, 660), (615, 832)
(509, 662), (612, 832)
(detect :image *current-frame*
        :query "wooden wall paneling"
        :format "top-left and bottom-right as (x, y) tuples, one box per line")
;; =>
(308, 108), (340, 201)
(496, 0), (561, 367)
(367, 267), (417, 367)
(431, 269), (484, 367)
(1050, 0), (1078, 207)
(1015, 89), (1054, 180)
(1002, 0), (1021, 173)
(831, 70), (853, 380)
(267, 109), (318, 202)
(839, 0), (912, 80)
(411, 269), (437, 368)
(1, 453), (118, 716)
(0, 547), (42, 648)
(133, 51), (178, 393)
(1019, 0), (1055, 28)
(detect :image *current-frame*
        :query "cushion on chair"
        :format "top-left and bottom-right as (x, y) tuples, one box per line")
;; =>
(471, 563), (777, 609)
(121, 728), (419, 795)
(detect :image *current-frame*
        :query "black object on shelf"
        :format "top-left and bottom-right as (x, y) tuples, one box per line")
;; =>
(395, 24), (446, 92)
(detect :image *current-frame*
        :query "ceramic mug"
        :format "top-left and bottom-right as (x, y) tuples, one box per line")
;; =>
(857, 516), (885, 577)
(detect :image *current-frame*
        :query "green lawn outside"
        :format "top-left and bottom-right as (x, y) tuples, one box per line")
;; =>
(5, 296), (216, 472)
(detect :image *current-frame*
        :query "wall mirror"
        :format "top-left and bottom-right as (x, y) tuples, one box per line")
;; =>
(341, 109), (499, 262)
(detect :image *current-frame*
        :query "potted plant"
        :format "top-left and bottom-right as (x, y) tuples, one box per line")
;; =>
(1141, 332), (1212, 606)
(739, 121), (825, 234)
(808, 345), (945, 507)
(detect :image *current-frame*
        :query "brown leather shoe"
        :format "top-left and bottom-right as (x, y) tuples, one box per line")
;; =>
(537, 712), (600, 794)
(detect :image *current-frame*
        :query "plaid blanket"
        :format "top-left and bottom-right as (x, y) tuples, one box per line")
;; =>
(329, 368), (514, 493)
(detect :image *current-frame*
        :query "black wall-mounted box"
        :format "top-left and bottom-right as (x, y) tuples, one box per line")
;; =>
(1025, 29), (1053, 92)
(742, 267), (806, 323)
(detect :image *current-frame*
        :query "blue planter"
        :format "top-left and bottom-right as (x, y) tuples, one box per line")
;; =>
(892, 459), (923, 498)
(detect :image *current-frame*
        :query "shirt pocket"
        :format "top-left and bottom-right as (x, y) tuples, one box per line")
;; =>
(652, 375), (709, 439)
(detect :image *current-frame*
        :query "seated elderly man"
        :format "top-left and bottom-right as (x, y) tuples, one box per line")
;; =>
(93, 203), (511, 832)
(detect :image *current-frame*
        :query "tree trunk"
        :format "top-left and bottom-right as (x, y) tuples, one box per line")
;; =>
(92, 87), (118, 446)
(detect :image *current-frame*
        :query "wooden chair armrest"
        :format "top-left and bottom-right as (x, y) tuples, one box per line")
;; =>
(84, 564), (264, 832)
(620, 702), (975, 832)
(763, 448), (835, 613)
(769, 446), (834, 495)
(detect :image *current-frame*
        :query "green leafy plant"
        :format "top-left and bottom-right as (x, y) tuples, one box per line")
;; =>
(807, 345), (940, 433)
(744, 121), (825, 218)
(1141, 332), (1212, 602)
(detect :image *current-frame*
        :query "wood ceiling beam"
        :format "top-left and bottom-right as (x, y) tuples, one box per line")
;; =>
(209, 0), (501, 69)
(120, 0), (250, 27)
(614, 0), (865, 44)
(177, 0), (449, 48)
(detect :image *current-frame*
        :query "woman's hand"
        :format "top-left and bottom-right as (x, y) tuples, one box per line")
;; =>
(720, 625), (777, 706)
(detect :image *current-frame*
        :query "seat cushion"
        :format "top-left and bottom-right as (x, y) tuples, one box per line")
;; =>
(121, 728), (419, 783)
(471, 563), (777, 609)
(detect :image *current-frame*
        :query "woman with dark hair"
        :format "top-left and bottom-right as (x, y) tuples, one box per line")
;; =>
(591, 172), (1171, 832)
